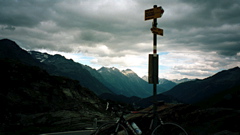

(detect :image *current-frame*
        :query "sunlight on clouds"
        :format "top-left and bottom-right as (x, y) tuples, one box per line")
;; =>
(124, 55), (146, 66)
(158, 51), (222, 79)
(97, 44), (111, 55)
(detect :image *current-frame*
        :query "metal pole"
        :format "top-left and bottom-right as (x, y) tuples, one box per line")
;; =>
(152, 5), (158, 129)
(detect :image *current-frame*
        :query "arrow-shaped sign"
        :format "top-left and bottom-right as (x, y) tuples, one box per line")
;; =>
(151, 27), (163, 36)
(145, 6), (164, 21)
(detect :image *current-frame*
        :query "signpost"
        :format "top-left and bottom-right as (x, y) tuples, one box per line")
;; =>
(145, 5), (164, 130)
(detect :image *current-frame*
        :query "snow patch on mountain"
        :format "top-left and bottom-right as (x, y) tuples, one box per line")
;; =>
(29, 51), (49, 63)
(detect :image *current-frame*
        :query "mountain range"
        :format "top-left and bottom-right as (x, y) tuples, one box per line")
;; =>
(0, 39), (176, 98)
(1, 38), (240, 134)
(30, 51), (153, 98)
(29, 50), (172, 98)
(1, 38), (240, 105)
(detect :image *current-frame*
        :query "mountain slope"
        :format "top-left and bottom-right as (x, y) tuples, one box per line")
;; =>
(159, 78), (177, 91)
(29, 51), (113, 95)
(197, 85), (240, 109)
(97, 67), (152, 98)
(163, 67), (240, 104)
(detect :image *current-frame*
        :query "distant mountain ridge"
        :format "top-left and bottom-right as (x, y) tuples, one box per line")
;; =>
(163, 67), (240, 104)
(142, 76), (194, 91)
(158, 78), (177, 91)
(171, 78), (196, 84)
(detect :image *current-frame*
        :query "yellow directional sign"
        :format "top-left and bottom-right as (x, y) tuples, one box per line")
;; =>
(145, 6), (164, 21)
(151, 27), (163, 36)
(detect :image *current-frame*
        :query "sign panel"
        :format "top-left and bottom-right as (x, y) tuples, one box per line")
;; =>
(145, 6), (164, 21)
(151, 27), (163, 36)
(148, 54), (159, 84)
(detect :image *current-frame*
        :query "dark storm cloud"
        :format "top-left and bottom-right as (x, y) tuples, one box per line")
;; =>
(0, 0), (239, 79)
(161, 0), (240, 56)
(1, 0), (239, 55)
(164, 0), (240, 28)
(0, 0), (59, 27)
(0, 0), (143, 52)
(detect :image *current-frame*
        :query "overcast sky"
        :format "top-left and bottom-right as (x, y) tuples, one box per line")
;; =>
(1, 0), (240, 79)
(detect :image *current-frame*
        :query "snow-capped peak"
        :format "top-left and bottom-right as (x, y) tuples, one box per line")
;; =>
(121, 69), (135, 76)
(98, 66), (120, 73)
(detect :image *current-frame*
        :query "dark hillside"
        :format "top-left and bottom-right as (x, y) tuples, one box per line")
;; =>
(197, 85), (240, 109)
(0, 59), (107, 134)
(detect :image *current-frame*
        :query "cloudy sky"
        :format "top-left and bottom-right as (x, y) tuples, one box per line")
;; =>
(1, 0), (240, 79)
